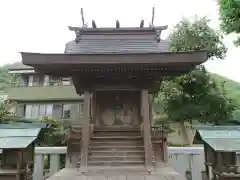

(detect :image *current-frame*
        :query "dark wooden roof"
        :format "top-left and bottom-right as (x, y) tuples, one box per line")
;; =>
(65, 39), (169, 54)
(20, 26), (208, 80)
(65, 26), (169, 54)
(21, 51), (207, 69)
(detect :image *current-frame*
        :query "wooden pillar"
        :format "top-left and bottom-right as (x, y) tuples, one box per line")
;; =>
(162, 134), (168, 163)
(92, 91), (98, 125)
(155, 144), (164, 167)
(141, 89), (153, 168)
(149, 96), (153, 125)
(204, 143), (210, 179)
(81, 91), (91, 167)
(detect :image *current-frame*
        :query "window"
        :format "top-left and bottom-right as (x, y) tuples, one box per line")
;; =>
(79, 103), (84, 115)
(28, 75), (39, 86)
(49, 75), (61, 86)
(39, 105), (47, 118)
(25, 105), (32, 119)
(43, 75), (50, 86)
(24, 104), (53, 119)
(61, 77), (71, 86)
(62, 104), (71, 119)
(31, 105), (39, 119)
(28, 76), (33, 86)
(45, 104), (53, 117)
(236, 154), (240, 166)
(19, 76), (28, 87)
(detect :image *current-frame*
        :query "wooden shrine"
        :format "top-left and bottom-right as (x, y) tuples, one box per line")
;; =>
(21, 19), (208, 179)
(0, 123), (46, 180)
(194, 126), (240, 180)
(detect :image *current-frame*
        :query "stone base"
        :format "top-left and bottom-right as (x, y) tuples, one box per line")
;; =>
(47, 166), (186, 180)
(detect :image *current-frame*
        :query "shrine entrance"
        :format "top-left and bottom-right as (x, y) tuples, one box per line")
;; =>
(95, 90), (141, 126)
(21, 23), (208, 176)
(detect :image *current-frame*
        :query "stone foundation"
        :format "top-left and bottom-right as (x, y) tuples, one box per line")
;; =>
(47, 166), (186, 180)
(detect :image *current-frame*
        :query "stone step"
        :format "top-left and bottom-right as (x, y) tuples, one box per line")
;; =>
(91, 136), (142, 140)
(94, 131), (141, 136)
(81, 166), (148, 174)
(89, 150), (144, 156)
(88, 155), (144, 161)
(91, 141), (143, 146)
(94, 125), (140, 131)
(88, 160), (145, 166)
(89, 145), (144, 151)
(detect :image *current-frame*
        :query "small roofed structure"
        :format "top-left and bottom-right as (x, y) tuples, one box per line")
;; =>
(194, 126), (240, 180)
(0, 123), (47, 180)
(22, 19), (208, 179)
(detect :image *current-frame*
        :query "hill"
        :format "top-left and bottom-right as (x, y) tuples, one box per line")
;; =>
(212, 73), (240, 106)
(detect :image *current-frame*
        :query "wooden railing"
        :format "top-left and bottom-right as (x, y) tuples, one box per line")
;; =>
(151, 125), (166, 138)
(151, 124), (169, 142)
(33, 146), (206, 180)
(205, 162), (240, 178)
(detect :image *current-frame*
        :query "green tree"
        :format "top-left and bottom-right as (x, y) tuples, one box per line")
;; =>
(161, 66), (236, 124)
(0, 67), (11, 91)
(155, 17), (236, 125)
(36, 117), (69, 146)
(0, 98), (17, 123)
(219, 0), (240, 46)
(169, 17), (227, 59)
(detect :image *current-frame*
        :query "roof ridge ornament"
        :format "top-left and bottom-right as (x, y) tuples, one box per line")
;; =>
(69, 8), (88, 43)
(140, 20), (144, 28)
(151, 6), (155, 26)
(155, 29), (161, 43)
(92, 20), (97, 28)
(116, 20), (120, 28)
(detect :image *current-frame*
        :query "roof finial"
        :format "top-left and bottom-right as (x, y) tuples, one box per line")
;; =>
(116, 20), (120, 28)
(151, 6), (155, 26)
(81, 8), (85, 26)
(156, 30), (161, 43)
(92, 20), (97, 28)
(140, 20), (144, 28)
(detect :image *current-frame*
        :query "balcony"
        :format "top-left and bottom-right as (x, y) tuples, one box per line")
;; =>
(8, 85), (83, 101)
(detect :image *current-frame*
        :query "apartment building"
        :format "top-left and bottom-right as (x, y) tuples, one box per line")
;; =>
(7, 63), (84, 123)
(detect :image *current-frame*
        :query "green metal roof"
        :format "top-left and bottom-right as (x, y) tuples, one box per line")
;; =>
(0, 123), (46, 149)
(196, 126), (240, 152)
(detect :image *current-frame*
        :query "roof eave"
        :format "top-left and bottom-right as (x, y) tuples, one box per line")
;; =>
(68, 26), (168, 33)
(21, 51), (208, 68)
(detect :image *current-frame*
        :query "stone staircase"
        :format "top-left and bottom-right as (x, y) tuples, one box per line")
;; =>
(88, 125), (145, 166)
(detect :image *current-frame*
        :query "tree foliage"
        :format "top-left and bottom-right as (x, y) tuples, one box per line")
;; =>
(35, 117), (68, 146)
(219, 0), (240, 46)
(155, 17), (236, 125)
(0, 98), (16, 122)
(169, 17), (227, 59)
(161, 66), (236, 124)
(0, 67), (11, 91)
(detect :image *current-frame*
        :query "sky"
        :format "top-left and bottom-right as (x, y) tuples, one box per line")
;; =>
(0, 0), (240, 82)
